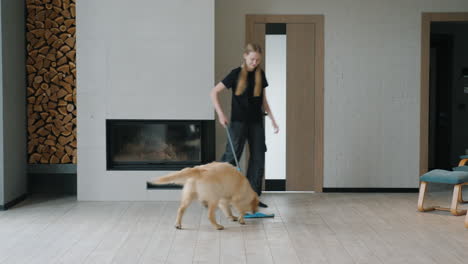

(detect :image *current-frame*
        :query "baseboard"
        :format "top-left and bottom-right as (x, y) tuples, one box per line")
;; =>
(263, 191), (315, 193)
(146, 183), (183, 189)
(323, 188), (419, 193)
(0, 193), (28, 210)
(265, 180), (285, 191)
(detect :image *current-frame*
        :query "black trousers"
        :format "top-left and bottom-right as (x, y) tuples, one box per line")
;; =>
(221, 121), (266, 196)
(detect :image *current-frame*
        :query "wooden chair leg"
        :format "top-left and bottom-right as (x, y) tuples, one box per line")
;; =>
(418, 182), (435, 212)
(465, 211), (468, 228)
(450, 184), (467, 216)
(458, 184), (468, 203)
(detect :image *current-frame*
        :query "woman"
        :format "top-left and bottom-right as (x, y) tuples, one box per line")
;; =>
(210, 43), (279, 208)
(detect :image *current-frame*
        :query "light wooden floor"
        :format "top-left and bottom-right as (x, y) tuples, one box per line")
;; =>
(0, 191), (467, 264)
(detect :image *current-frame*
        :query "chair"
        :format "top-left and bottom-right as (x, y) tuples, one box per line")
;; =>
(418, 155), (468, 217)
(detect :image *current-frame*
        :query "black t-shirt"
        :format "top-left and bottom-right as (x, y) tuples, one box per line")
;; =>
(221, 67), (268, 122)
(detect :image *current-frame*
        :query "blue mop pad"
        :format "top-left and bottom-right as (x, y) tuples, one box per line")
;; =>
(244, 212), (275, 218)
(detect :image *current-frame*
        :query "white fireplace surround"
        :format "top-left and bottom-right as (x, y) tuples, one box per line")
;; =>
(76, 0), (214, 201)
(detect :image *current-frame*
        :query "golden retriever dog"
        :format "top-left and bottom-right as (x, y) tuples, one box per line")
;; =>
(147, 162), (259, 230)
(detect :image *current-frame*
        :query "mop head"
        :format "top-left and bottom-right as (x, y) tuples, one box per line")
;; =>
(244, 212), (275, 218)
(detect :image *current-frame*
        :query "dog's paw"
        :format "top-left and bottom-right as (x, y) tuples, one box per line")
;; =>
(175, 224), (182, 229)
(229, 216), (238, 222)
(239, 219), (245, 225)
(215, 225), (224, 230)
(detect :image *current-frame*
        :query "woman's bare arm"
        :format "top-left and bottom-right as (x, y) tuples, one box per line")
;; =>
(263, 90), (279, 133)
(210, 82), (229, 127)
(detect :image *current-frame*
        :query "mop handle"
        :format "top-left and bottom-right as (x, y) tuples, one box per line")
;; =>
(225, 125), (241, 171)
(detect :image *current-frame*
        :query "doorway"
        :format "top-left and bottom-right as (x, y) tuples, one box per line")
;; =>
(421, 13), (468, 175)
(428, 32), (453, 170)
(246, 15), (324, 192)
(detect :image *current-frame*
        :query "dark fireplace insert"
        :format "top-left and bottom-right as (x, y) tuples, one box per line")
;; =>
(106, 119), (215, 170)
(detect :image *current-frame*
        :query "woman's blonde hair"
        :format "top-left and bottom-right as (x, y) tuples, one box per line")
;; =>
(235, 43), (263, 97)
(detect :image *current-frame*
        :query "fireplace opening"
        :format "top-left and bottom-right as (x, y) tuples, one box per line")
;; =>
(106, 120), (215, 170)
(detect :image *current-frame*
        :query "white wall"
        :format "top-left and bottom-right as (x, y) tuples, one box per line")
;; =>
(215, 0), (468, 188)
(77, 0), (214, 200)
(0, 0), (3, 205)
(1, 0), (27, 206)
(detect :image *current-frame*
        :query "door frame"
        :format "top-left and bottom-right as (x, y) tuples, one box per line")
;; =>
(420, 13), (468, 175)
(246, 15), (324, 192)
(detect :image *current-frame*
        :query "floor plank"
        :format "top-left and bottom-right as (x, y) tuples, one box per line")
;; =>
(0, 191), (467, 264)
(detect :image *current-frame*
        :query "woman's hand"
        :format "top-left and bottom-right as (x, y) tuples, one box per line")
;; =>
(218, 113), (229, 127)
(272, 120), (279, 134)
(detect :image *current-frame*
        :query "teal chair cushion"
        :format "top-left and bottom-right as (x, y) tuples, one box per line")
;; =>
(421, 169), (468, 184)
(460, 155), (468, 159)
(453, 166), (468, 172)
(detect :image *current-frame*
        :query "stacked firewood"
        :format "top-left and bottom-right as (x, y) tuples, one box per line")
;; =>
(26, 0), (77, 164)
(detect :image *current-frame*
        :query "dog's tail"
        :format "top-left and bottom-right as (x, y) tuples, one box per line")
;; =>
(147, 167), (201, 185)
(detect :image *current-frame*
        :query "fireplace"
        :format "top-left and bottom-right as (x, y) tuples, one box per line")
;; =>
(106, 120), (215, 170)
